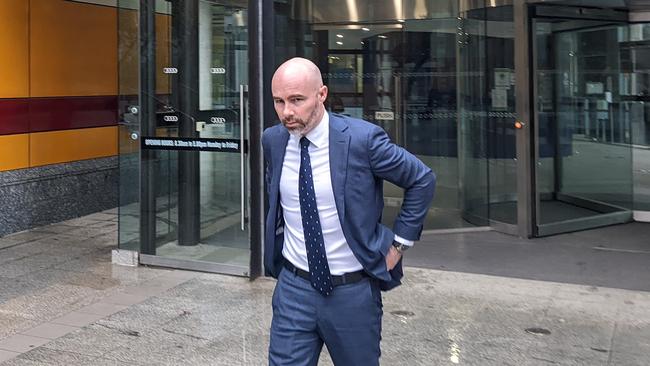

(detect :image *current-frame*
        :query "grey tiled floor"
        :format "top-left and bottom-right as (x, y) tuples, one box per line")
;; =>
(1, 211), (650, 365)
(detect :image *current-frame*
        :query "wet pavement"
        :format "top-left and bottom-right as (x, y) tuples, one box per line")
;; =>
(1, 211), (649, 365)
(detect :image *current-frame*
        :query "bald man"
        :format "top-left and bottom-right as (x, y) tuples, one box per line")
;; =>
(263, 58), (436, 365)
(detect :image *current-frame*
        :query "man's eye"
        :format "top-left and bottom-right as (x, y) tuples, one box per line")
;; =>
(274, 100), (284, 104)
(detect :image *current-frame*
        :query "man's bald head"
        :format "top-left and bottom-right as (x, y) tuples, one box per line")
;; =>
(272, 57), (324, 91)
(271, 58), (328, 137)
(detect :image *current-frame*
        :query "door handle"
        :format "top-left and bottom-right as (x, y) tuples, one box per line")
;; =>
(240, 84), (247, 231)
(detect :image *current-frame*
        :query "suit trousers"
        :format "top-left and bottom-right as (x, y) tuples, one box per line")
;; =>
(269, 267), (383, 366)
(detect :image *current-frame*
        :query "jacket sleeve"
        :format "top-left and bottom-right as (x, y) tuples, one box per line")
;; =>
(367, 125), (436, 241)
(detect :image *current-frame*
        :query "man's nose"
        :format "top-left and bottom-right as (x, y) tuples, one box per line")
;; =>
(282, 104), (294, 118)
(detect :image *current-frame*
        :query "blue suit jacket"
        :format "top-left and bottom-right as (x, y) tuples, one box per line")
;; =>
(262, 113), (436, 290)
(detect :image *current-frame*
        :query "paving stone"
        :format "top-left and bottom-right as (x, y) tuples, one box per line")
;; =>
(0, 335), (50, 353)
(101, 328), (211, 366)
(42, 324), (132, 358)
(0, 282), (104, 322)
(21, 323), (79, 340)
(77, 302), (128, 317)
(50, 312), (105, 328)
(0, 315), (39, 341)
(12, 347), (99, 365)
(0, 349), (20, 363)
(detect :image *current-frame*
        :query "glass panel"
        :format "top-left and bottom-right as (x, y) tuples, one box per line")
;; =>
(153, 1), (249, 266)
(397, 18), (468, 229)
(534, 18), (633, 230)
(118, 0), (250, 270)
(195, 1), (249, 264)
(625, 24), (650, 213)
(117, 0), (140, 251)
(484, 6), (518, 225)
(458, 4), (518, 227)
(458, 11), (489, 225)
(273, 0), (517, 231)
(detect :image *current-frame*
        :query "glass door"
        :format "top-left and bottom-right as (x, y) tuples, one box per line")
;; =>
(532, 9), (634, 236)
(458, 4), (519, 233)
(623, 23), (650, 220)
(118, 0), (251, 275)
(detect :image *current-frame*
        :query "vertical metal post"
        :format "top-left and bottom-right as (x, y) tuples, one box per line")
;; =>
(140, 0), (157, 254)
(550, 31), (562, 198)
(394, 75), (402, 145)
(240, 84), (246, 231)
(514, 2), (536, 238)
(177, 0), (201, 246)
(248, 0), (272, 279)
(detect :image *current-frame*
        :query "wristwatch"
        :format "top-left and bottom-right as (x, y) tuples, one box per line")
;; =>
(391, 241), (410, 254)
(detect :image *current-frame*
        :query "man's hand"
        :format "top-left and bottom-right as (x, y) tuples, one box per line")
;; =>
(385, 245), (402, 271)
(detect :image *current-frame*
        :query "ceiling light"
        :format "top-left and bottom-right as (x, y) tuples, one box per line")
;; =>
(336, 41), (343, 45)
(361, 27), (370, 31)
(378, 35), (387, 39)
(336, 34), (343, 38)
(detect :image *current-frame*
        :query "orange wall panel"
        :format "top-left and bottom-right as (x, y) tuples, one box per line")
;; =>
(118, 9), (139, 96)
(0, 0), (29, 98)
(118, 125), (138, 154)
(0, 134), (29, 171)
(30, 126), (117, 167)
(30, 0), (117, 97)
(156, 13), (172, 95)
(118, 11), (171, 95)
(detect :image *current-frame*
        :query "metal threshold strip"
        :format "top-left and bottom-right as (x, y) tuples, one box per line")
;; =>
(139, 254), (250, 277)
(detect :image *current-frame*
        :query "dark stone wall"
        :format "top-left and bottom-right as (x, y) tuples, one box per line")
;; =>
(0, 157), (118, 236)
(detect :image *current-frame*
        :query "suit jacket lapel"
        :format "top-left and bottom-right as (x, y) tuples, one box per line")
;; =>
(329, 115), (350, 224)
(272, 128), (289, 226)
(271, 128), (289, 188)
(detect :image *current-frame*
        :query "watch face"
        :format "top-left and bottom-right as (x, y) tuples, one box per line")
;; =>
(393, 243), (407, 252)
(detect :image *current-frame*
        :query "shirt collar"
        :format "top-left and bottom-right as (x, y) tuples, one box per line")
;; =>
(292, 111), (328, 148)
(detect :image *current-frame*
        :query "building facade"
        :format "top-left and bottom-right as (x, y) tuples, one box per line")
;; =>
(1, 0), (649, 278)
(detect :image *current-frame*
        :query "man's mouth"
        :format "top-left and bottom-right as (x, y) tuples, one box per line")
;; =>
(283, 120), (302, 129)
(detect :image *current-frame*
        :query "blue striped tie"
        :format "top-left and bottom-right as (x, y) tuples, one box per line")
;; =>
(299, 137), (333, 296)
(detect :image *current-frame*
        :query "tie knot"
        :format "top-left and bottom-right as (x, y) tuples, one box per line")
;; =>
(300, 137), (311, 149)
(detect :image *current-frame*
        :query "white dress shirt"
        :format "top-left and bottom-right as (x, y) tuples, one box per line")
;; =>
(280, 112), (412, 275)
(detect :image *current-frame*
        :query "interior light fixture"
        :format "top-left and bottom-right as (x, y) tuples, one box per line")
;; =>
(361, 27), (370, 31)
(336, 41), (343, 45)
(378, 35), (387, 39)
(336, 34), (344, 38)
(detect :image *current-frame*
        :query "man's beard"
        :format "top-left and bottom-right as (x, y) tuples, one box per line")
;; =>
(283, 118), (307, 137)
(288, 129), (303, 137)
(283, 120), (306, 137)
(282, 105), (320, 137)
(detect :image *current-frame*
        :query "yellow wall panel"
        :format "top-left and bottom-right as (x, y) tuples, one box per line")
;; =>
(0, 134), (29, 171)
(30, 0), (117, 97)
(30, 126), (117, 167)
(0, 0), (29, 98)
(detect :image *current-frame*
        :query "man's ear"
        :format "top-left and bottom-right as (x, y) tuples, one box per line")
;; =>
(319, 85), (328, 103)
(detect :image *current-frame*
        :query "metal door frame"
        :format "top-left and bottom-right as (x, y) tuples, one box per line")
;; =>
(137, 0), (265, 278)
(515, 2), (635, 237)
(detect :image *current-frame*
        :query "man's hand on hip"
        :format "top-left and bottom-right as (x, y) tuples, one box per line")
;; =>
(385, 245), (402, 271)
